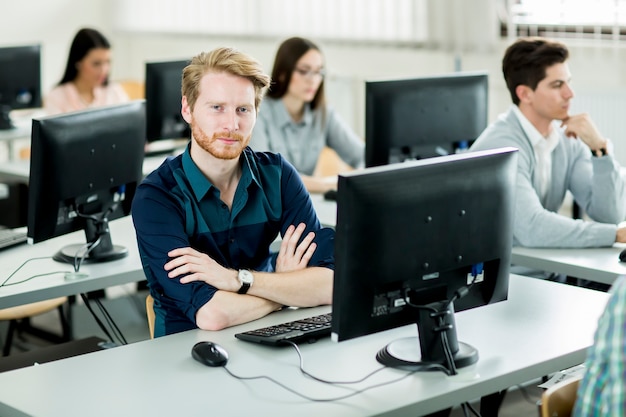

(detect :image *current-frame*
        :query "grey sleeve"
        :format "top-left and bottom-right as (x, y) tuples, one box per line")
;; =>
(249, 112), (271, 151)
(512, 152), (617, 248)
(250, 117), (270, 152)
(471, 122), (618, 248)
(324, 108), (365, 169)
(570, 140), (626, 224)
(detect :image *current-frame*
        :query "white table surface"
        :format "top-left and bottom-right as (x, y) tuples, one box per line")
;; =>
(0, 216), (145, 309)
(0, 274), (608, 417)
(511, 244), (626, 285)
(0, 154), (174, 184)
(0, 124), (30, 143)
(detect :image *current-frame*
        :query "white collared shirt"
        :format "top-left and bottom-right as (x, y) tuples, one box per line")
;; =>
(511, 105), (560, 199)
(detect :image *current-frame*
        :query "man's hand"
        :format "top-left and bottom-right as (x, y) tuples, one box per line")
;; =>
(275, 223), (317, 273)
(616, 227), (626, 243)
(165, 247), (238, 291)
(561, 113), (608, 153)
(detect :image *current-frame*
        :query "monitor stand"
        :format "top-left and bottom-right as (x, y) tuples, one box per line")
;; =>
(53, 216), (128, 264)
(376, 300), (478, 373)
(0, 105), (15, 130)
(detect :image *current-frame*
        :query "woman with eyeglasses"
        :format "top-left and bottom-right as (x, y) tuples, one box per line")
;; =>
(250, 37), (364, 193)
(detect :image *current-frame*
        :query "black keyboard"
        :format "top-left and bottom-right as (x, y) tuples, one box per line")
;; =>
(0, 229), (27, 251)
(235, 312), (332, 346)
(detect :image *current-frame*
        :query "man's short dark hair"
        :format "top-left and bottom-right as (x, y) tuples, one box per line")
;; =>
(502, 37), (569, 105)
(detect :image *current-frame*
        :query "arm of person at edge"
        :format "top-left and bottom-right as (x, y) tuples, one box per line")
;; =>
(164, 222), (332, 331)
(561, 113), (626, 243)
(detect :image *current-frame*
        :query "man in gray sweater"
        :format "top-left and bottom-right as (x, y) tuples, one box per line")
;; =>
(470, 37), (626, 248)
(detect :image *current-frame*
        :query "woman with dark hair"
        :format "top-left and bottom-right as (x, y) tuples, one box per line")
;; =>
(250, 37), (364, 193)
(44, 28), (128, 115)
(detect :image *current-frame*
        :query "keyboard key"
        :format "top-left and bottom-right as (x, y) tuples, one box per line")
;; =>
(235, 313), (332, 346)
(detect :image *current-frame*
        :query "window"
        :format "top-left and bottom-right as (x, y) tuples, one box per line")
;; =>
(112, 0), (428, 45)
(503, 0), (626, 40)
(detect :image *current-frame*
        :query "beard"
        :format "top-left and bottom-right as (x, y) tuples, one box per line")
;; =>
(191, 118), (250, 160)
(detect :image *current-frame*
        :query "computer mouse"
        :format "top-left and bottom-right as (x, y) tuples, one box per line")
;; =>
(619, 248), (626, 263)
(191, 341), (229, 367)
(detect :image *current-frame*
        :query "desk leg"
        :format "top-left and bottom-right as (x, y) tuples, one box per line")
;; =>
(480, 390), (507, 417)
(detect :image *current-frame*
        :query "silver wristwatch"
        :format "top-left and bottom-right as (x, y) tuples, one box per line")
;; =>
(237, 269), (254, 294)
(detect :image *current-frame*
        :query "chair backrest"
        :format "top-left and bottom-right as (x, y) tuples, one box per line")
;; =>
(539, 375), (582, 417)
(119, 79), (145, 100)
(145, 294), (155, 339)
(0, 297), (68, 321)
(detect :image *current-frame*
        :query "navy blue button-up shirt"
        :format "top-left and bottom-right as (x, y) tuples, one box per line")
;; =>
(132, 146), (335, 336)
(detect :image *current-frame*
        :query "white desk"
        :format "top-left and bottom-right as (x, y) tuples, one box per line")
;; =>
(0, 159), (29, 183)
(511, 245), (626, 285)
(0, 216), (145, 309)
(0, 154), (174, 184)
(0, 275), (607, 417)
(0, 109), (47, 161)
(0, 124), (30, 160)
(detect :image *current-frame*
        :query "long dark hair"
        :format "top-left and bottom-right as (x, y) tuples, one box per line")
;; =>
(58, 28), (111, 86)
(267, 37), (326, 111)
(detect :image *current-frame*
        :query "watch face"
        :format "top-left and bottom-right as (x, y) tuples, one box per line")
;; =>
(239, 270), (253, 284)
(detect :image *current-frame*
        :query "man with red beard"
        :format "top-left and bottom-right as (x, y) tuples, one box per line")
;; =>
(132, 48), (334, 337)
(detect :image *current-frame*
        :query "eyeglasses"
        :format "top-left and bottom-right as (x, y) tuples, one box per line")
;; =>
(294, 67), (326, 79)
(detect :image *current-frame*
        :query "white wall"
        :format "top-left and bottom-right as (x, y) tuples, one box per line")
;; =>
(4, 0), (626, 163)
(0, 0), (111, 93)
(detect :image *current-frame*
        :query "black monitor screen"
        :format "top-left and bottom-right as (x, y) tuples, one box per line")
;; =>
(145, 59), (190, 143)
(365, 72), (488, 167)
(0, 44), (42, 130)
(331, 147), (517, 373)
(27, 101), (146, 266)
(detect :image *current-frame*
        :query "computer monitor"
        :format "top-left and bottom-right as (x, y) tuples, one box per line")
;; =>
(27, 100), (146, 266)
(145, 59), (190, 148)
(331, 147), (517, 374)
(0, 44), (42, 130)
(365, 72), (488, 167)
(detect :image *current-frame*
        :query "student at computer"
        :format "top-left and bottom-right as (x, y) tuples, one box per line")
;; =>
(574, 275), (626, 416)
(249, 37), (364, 193)
(470, 37), (626, 248)
(44, 28), (129, 115)
(132, 47), (334, 337)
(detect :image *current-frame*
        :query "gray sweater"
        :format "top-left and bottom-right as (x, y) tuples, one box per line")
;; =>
(470, 107), (626, 248)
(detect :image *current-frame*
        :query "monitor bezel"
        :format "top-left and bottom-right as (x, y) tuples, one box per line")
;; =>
(0, 44), (42, 130)
(145, 59), (190, 143)
(365, 71), (488, 167)
(331, 147), (518, 370)
(27, 100), (146, 263)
